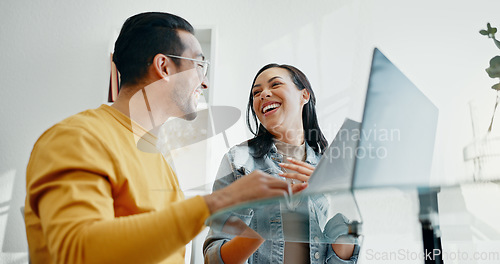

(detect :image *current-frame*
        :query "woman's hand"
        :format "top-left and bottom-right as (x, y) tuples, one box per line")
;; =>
(279, 157), (315, 193)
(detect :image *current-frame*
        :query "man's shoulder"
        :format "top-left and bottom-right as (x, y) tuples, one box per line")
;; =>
(36, 105), (114, 145)
(58, 105), (111, 127)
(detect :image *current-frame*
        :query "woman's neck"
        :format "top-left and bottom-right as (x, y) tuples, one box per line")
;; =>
(271, 127), (305, 146)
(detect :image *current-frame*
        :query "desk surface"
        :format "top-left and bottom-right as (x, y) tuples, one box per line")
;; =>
(205, 183), (500, 246)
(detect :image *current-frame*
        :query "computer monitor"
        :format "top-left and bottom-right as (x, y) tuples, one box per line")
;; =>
(352, 48), (439, 189)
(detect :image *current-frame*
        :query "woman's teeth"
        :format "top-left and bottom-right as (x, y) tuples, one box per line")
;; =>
(262, 103), (281, 113)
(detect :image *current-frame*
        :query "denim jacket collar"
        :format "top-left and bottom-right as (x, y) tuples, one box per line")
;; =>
(268, 140), (321, 166)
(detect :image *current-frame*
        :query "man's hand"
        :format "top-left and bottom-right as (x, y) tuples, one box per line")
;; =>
(203, 170), (299, 214)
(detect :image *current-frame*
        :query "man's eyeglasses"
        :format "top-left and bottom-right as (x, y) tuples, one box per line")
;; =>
(165, 54), (210, 78)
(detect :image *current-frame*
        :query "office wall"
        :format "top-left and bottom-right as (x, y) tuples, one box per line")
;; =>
(1, 0), (499, 263)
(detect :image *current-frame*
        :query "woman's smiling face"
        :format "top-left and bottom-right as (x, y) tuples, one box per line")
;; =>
(251, 67), (309, 137)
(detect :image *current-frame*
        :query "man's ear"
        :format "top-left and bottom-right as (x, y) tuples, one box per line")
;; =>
(151, 54), (174, 79)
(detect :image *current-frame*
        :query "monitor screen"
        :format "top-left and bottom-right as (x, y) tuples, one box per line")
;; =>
(352, 48), (439, 189)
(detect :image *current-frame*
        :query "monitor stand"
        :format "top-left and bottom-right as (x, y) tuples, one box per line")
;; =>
(418, 188), (444, 264)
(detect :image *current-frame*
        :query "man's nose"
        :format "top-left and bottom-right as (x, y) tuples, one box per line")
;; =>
(201, 76), (208, 89)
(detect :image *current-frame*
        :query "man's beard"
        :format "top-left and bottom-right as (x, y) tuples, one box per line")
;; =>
(171, 68), (203, 121)
(173, 86), (199, 121)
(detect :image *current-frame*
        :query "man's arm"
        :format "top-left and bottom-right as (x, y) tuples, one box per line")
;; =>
(31, 170), (209, 264)
(203, 170), (290, 214)
(26, 124), (212, 264)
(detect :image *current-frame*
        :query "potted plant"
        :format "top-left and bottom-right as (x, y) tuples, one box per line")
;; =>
(463, 23), (500, 182)
(480, 23), (500, 132)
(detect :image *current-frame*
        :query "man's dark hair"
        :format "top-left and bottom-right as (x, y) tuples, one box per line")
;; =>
(113, 12), (194, 87)
(246, 63), (328, 157)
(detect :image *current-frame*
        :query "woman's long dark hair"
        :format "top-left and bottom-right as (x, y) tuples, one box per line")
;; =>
(246, 63), (328, 157)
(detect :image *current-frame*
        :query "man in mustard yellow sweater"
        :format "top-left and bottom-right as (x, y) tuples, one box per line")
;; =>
(25, 12), (299, 264)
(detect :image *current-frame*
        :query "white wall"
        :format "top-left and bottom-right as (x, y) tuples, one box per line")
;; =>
(1, 0), (500, 263)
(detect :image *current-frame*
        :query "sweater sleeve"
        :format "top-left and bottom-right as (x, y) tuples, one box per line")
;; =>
(36, 175), (208, 264)
(26, 124), (210, 264)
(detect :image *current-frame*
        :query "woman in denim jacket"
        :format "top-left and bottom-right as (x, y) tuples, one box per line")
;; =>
(204, 64), (359, 263)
